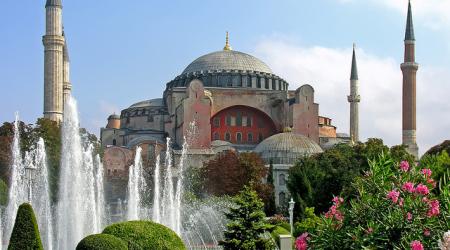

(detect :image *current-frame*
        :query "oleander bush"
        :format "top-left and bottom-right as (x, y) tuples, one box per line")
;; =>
(294, 153), (450, 250)
(76, 234), (128, 250)
(8, 203), (43, 250)
(102, 220), (186, 250)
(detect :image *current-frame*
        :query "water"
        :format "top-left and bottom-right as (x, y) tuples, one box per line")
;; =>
(3, 113), (53, 250)
(126, 123), (229, 248)
(55, 96), (104, 249)
(127, 146), (145, 220)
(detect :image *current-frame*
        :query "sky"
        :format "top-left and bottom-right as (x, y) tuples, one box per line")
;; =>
(0, 0), (449, 155)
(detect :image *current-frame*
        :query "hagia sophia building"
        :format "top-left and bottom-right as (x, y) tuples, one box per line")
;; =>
(42, 0), (419, 208)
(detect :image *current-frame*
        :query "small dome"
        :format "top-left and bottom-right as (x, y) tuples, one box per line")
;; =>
(254, 132), (323, 164)
(108, 114), (120, 120)
(182, 50), (273, 75)
(129, 98), (164, 109)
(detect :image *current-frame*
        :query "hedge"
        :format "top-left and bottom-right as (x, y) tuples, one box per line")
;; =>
(76, 234), (128, 250)
(102, 220), (186, 250)
(270, 225), (290, 247)
(8, 203), (43, 250)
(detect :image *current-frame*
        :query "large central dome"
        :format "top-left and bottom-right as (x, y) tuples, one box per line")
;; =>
(182, 50), (273, 75)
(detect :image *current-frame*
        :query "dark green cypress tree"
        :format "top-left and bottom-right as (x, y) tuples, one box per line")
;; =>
(8, 203), (43, 250)
(219, 185), (274, 250)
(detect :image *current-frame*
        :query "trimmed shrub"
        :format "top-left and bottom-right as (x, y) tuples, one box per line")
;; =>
(102, 220), (186, 250)
(8, 203), (43, 250)
(76, 234), (128, 250)
(271, 226), (290, 247)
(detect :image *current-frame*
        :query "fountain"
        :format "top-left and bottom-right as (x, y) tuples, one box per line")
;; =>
(127, 146), (145, 220)
(55, 96), (104, 249)
(3, 113), (53, 250)
(2, 100), (227, 250)
(125, 122), (229, 249)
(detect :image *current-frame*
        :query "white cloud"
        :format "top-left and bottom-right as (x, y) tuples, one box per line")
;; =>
(338, 0), (450, 30)
(253, 39), (450, 156)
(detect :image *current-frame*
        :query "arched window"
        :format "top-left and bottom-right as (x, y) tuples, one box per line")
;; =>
(279, 174), (286, 186)
(213, 132), (220, 140)
(213, 117), (220, 127)
(279, 192), (286, 206)
(112, 139), (117, 146)
(225, 132), (231, 142)
(236, 112), (242, 126)
(236, 132), (242, 143)
(258, 133), (264, 142)
(247, 133), (253, 143)
(226, 115), (232, 126)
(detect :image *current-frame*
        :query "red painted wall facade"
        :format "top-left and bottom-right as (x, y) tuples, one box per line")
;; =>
(210, 105), (276, 144)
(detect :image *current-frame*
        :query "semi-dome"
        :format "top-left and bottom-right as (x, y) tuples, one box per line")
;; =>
(182, 50), (273, 75)
(254, 132), (323, 165)
(129, 98), (164, 109)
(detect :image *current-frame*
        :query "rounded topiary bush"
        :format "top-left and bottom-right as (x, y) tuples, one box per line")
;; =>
(76, 234), (128, 250)
(102, 220), (186, 250)
(8, 203), (43, 250)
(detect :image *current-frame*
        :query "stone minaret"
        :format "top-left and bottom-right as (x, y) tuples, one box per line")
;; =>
(43, 0), (65, 122)
(401, 0), (419, 158)
(348, 44), (360, 143)
(63, 32), (72, 104)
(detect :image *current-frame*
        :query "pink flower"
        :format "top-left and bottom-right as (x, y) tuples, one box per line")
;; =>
(400, 161), (410, 172)
(399, 198), (404, 207)
(407, 212), (412, 221)
(427, 178), (436, 188)
(415, 184), (429, 195)
(423, 229), (431, 236)
(332, 196), (344, 206)
(421, 169), (432, 178)
(402, 182), (415, 193)
(387, 190), (400, 203)
(410, 240), (424, 250)
(295, 233), (310, 250)
(365, 227), (373, 234)
(427, 200), (440, 217)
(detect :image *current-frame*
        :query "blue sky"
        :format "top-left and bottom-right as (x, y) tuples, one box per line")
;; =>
(1, 0), (449, 154)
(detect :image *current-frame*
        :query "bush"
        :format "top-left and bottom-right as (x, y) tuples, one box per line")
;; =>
(304, 154), (448, 249)
(76, 234), (128, 250)
(102, 220), (186, 250)
(8, 203), (43, 250)
(271, 226), (290, 247)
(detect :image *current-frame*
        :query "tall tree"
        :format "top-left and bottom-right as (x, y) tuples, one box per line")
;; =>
(220, 185), (274, 250)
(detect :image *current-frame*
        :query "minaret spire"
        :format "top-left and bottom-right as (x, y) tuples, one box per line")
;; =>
(63, 31), (72, 104)
(223, 31), (232, 51)
(401, 0), (419, 158)
(43, 0), (65, 122)
(348, 43), (360, 143)
(405, 0), (415, 41)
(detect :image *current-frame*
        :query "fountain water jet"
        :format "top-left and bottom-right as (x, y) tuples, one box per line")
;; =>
(127, 146), (145, 220)
(56, 96), (104, 249)
(3, 114), (53, 250)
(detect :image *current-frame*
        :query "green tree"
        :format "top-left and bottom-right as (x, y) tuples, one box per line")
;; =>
(34, 118), (61, 202)
(201, 151), (274, 214)
(219, 185), (274, 250)
(8, 203), (44, 250)
(0, 179), (8, 206)
(288, 139), (415, 217)
(265, 161), (276, 215)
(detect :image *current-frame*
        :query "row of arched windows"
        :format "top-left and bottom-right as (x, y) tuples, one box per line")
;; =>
(213, 131), (265, 143)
